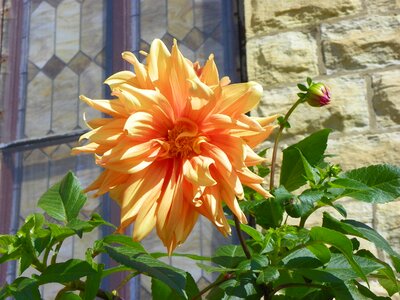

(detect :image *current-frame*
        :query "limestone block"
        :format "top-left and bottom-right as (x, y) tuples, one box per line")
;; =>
(374, 202), (400, 280)
(375, 201), (400, 256)
(253, 75), (369, 137)
(327, 132), (400, 170)
(364, 0), (397, 12)
(372, 69), (400, 128)
(322, 15), (400, 72)
(247, 32), (319, 86)
(245, 0), (363, 37)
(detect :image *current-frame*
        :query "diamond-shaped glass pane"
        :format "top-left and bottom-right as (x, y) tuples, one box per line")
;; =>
(24, 0), (106, 138)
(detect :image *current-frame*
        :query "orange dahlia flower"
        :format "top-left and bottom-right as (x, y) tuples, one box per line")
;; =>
(73, 39), (277, 253)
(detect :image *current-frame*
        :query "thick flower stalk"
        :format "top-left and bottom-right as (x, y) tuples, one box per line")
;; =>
(73, 39), (277, 253)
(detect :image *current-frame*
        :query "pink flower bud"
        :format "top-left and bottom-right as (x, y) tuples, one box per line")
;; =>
(305, 83), (330, 107)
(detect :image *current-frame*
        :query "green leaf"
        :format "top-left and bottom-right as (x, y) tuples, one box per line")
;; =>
(283, 248), (325, 269)
(227, 220), (264, 243)
(329, 281), (364, 300)
(305, 254), (382, 282)
(320, 198), (347, 218)
(151, 272), (199, 300)
(183, 272), (200, 299)
(310, 227), (368, 283)
(0, 235), (16, 254)
(300, 290), (334, 300)
(237, 255), (269, 273)
(307, 243), (331, 264)
(377, 269), (400, 297)
(102, 234), (146, 251)
(197, 262), (237, 273)
(151, 251), (211, 261)
(0, 242), (22, 264)
(38, 259), (96, 284)
(212, 245), (247, 268)
(151, 278), (178, 300)
(206, 278), (237, 300)
(256, 267), (279, 284)
(48, 223), (76, 243)
(299, 150), (320, 184)
(6, 277), (41, 300)
(88, 213), (116, 229)
(354, 281), (391, 300)
(252, 192), (285, 229)
(225, 273), (262, 300)
(58, 292), (83, 300)
(322, 213), (400, 267)
(331, 164), (400, 203)
(297, 83), (308, 91)
(285, 190), (324, 218)
(83, 263), (103, 300)
(105, 245), (188, 298)
(38, 171), (86, 223)
(280, 129), (331, 191)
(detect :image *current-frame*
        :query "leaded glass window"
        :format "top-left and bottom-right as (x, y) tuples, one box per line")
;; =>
(1, 1), (106, 298)
(0, 1), (242, 299)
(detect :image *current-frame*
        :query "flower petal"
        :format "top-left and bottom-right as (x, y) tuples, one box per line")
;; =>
(124, 111), (168, 141)
(199, 54), (219, 86)
(147, 39), (172, 98)
(122, 51), (154, 89)
(183, 156), (216, 186)
(104, 70), (138, 89)
(80, 95), (129, 118)
(216, 81), (263, 115)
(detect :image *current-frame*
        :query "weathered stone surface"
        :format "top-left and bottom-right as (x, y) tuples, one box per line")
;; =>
(327, 132), (400, 169)
(375, 201), (400, 257)
(245, 0), (363, 37)
(253, 75), (369, 137)
(372, 69), (400, 128)
(365, 0), (397, 12)
(247, 32), (318, 86)
(321, 15), (400, 72)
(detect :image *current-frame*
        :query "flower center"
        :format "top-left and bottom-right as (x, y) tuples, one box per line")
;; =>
(167, 118), (201, 158)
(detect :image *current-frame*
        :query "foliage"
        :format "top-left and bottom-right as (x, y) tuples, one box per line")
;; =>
(1, 79), (400, 299)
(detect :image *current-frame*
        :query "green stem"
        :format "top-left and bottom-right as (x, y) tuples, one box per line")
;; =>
(42, 246), (51, 267)
(299, 214), (309, 228)
(61, 280), (121, 300)
(233, 215), (251, 259)
(55, 286), (73, 300)
(191, 275), (232, 300)
(31, 256), (46, 273)
(269, 99), (303, 191)
(51, 241), (63, 265)
(113, 271), (139, 293)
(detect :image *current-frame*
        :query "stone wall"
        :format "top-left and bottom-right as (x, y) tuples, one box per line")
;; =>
(245, 0), (400, 272)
